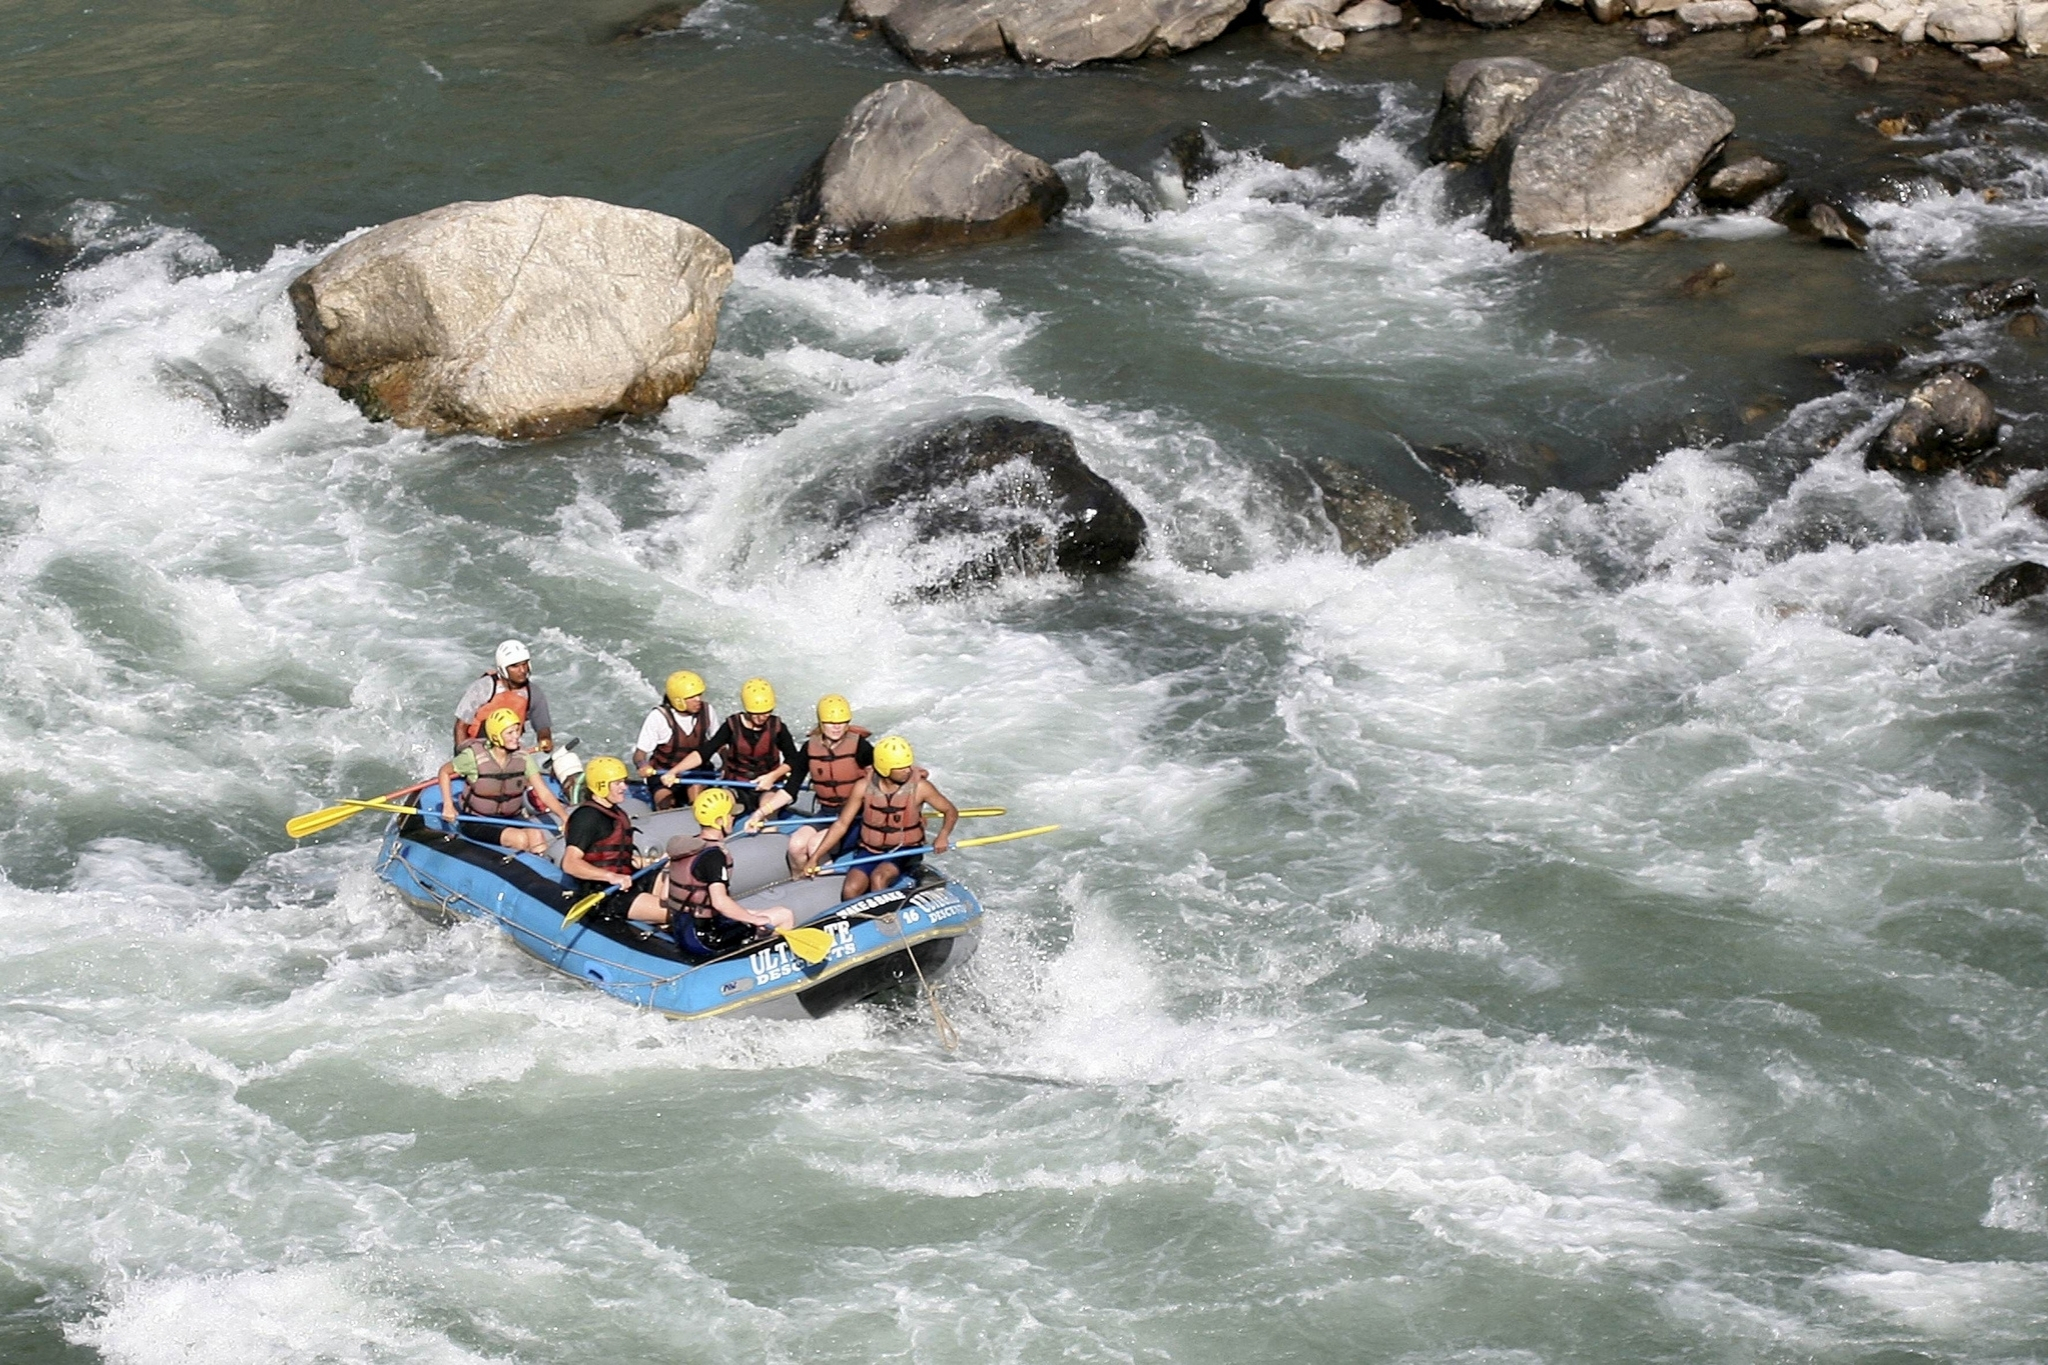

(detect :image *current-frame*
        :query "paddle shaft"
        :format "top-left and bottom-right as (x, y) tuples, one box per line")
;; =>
(350, 799), (558, 833)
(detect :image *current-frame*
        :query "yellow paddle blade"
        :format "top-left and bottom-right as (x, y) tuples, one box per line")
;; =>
(935, 807), (1006, 819)
(955, 824), (1061, 850)
(340, 798), (420, 815)
(285, 803), (363, 840)
(562, 890), (605, 927)
(782, 926), (834, 964)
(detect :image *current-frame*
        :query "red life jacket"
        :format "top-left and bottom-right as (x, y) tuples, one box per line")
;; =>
(859, 774), (925, 854)
(576, 800), (636, 877)
(661, 839), (719, 921)
(458, 738), (532, 819)
(804, 725), (871, 811)
(721, 714), (786, 783)
(459, 673), (531, 742)
(649, 703), (710, 770)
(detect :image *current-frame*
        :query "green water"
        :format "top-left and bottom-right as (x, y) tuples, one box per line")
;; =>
(1, 1), (2047, 1361)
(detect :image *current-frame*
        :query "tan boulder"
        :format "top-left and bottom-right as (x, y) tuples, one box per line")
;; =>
(290, 195), (731, 440)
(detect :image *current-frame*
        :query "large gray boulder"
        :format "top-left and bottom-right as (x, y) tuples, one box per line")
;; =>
(1427, 57), (1554, 164)
(873, 0), (1248, 66)
(770, 82), (1068, 254)
(290, 195), (730, 439)
(1491, 58), (1735, 242)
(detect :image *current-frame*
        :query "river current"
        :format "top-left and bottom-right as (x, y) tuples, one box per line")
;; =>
(3, 1), (2048, 1361)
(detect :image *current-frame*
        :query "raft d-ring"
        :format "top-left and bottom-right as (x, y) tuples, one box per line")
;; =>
(585, 967), (608, 984)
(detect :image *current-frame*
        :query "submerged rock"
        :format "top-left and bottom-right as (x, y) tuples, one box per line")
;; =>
(1866, 371), (2000, 474)
(1943, 276), (2039, 324)
(1414, 442), (1492, 483)
(1805, 200), (1870, 249)
(1166, 124), (1229, 190)
(1680, 261), (1733, 296)
(289, 195), (731, 440)
(874, 0), (1248, 67)
(1491, 58), (1735, 241)
(770, 82), (1068, 255)
(610, 1), (698, 38)
(849, 415), (1145, 592)
(157, 360), (290, 432)
(1977, 561), (2048, 607)
(1798, 338), (1904, 376)
(1426, 57), (1553, 164)
(1310, 460), (1417, 562)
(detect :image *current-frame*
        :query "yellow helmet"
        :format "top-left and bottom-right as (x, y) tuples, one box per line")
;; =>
(873, 735), (914, 775)
(665, 670), (706, 706)
(817, 693), (853, 724)
(692, 787), (736, 828)
(483, 707), (523, 748)
(583, 755), (629, 800)
(740, 677), (776, 714)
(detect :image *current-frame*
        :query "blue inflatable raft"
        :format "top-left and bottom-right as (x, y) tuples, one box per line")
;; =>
(374, 783), (983, 1021)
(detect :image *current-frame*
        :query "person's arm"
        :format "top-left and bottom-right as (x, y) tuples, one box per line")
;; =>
(803, 778), (867, 874)
(632, 709), (666, 778)
(560, 846), (630, 888)
(436, 757), (462, 830)
(528, 682), (553, 750)
(855, 736), (875, 771)
(771, 724), (804, 796)
(922, 780), (959, 854)
(707, 881), (794, 930)
(701, 718), (735, 768)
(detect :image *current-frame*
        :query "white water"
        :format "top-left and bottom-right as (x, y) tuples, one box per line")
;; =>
(2, 70), (2047, 1365)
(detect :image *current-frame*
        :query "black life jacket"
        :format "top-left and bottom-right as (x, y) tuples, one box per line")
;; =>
(721, 714), (786, 783)
(804, 726), (871, 811)
(649, 703), (710, 769)
(459, 738), (531, 819)
(661, 838), (717, 921)
(859, 774), (925, 854)
(576, 800), (636, 877)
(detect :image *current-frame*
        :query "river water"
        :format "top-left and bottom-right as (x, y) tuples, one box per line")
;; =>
(4, 1), (2048, 1360)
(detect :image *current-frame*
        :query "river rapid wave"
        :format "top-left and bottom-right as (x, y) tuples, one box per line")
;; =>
(1, 6), (2047, 1362)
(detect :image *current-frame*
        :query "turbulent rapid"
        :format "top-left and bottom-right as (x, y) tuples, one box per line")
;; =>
(3, 0), (2048, 1361)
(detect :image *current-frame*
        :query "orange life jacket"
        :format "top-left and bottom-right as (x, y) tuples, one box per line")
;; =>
(459, 673), (531, 742)
(804, 725), (872, 811)
(858, 773), (925, 854)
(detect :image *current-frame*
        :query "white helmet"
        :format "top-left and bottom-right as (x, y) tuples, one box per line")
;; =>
(494, 639), (531, 670)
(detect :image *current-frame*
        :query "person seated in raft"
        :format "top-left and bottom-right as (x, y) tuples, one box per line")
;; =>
(655, 789), (797, 961)
(435, 706), (570, 855)
(785, 693), (873, 876)
(631, 669), (718, 811)
(452, 639), (553, 755)
(559, 755), (663, 926)
(802, 736), (958, 899)
(699, 677), (804, 827)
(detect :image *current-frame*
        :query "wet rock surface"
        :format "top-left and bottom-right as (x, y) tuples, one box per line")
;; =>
(1699, 154), (1788, 207)
(1867, 371), (2002, 475)
(1427, 57), (1554, 164)
(1310, 459), (1418, 561)
(770, 82), (1068, 255)
(842, 415), (1146, 592)
(289, 194), (731, 440)
(1977, 561), (2048, 607)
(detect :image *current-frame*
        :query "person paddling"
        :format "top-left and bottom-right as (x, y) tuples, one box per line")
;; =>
(656, 789), (797, 961)
(453, 639), (554, 754)
(803, 736), (958, 899)
(786, 693), (872, 875)
(699, 678), (803, 826)
(631, 670), (718, 811)
(559, 756), (662, 925)
(435, 707), (569, 855)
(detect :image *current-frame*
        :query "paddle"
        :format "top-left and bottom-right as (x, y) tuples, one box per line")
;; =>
(285, 778), (434, 840)
(759, 807), (1007, 831)
(811, 824), (1063, 874)
(561, 862), (834, 965)
(635, 775), (766, 791)
(342, 799), (559, 833)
